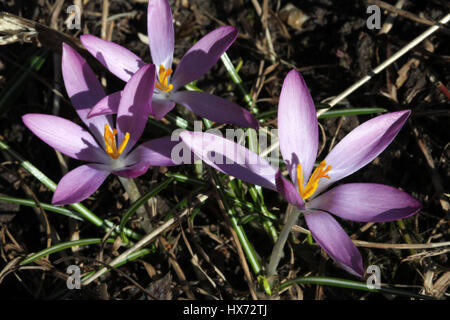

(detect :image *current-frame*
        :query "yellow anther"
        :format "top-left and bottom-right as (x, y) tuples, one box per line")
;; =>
(296, 160), (332, 200)
(104, 124), (130, 159)
(155, 64), (174, 92)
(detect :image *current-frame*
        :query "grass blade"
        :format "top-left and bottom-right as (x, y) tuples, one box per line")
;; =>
(0, 138), (141, 240)
(280, 276), (435, 300)
(317, 107), (387, 118)
(0, 195), (84, 221)
(20, 238), (115, 265)
(220, 52), (259, 114)
(256, 107), (387, 120)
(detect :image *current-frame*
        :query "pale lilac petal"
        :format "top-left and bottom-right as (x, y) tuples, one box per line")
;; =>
(171, 91), (258, 129)
(310, 183), (421, 222)
(304, 210), (364, 277)
(52, 164), (111, 205)
(180, 131), (277, 190)
(172, 26), (238, 89)
(147, 0), (174, 69)
(22, 114), (108, 163)
(150, 99), (176, 120)
(275, 170), (304, 209)
(116, 64), (155, 153)
(80, 35), (144, 82)
(124, 137), (179, 167)
(278, 70), (318, 184)
(316, 110), (410, 195)
(88, 91), (121, 118)
(61, 43), (113, 144)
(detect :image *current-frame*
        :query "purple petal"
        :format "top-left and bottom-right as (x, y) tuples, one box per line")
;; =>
(61, 43), (113, 145)
(275, 170), (304, 209)
(316, 110), (410, 195)
(147, 0), (174, 69)
(304, 210), (364, 277)
(171, 91), (258, 129)
(52, 164), (111, 205)
(113, 162), (151, 178)
(172, 26), (238, 89)
(80, 34), (144, 82)
(150, 99), (176, 120)
(124, 137), (179, 167)
(22, 114), (108, 163)
(180, 131), (277, 190)
(278, 70), (318, 184)
(310, 183), (421, 222)
(88, 91), (121, 118)
(116, 137), (182, 178)
(116, 64), (156, 153)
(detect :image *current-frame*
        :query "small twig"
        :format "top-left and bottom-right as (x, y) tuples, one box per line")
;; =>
(50, 0), (64, 30)
(101, 0), (110, 40)
(250, 0), (262, 16)
(402, 248), (450, 262)
(210, 171), (259, 300)
(317, 12), (450, 117)
(412, 127), (447, 211)
(2, 163), (55, 250)
(412, 128), (444, 193)
(369, 0), (438, 27)
(316, 122), (327, 158)
(378, 0), (406, 35)
(180, 226), (218, 290)
(252, 60), (265, 103)
(292, 225), (450, 250)
(160, 235), (196, 299)
(327, 117), (344, 153)
(81, 194), (208, 286)
(185, 218), (228, 286)
(251, 0), (277, 62)
(351, 222), (375, 239)
(20, 183), (53, 249)
(262, 0), (277, 62)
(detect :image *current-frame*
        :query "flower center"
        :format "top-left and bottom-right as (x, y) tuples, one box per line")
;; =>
(104, 124), (130, 159)
(155, 64), (174, 93)
(296, 160), (332, 200)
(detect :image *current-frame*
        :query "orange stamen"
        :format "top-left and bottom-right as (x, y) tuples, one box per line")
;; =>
(296, 160), (332, 200)
(104, 124), (130, 159)
(155, 64), (174, 92)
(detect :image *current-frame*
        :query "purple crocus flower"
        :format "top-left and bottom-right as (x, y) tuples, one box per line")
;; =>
(22, 44), (178, 205)
(179, 70), (422, 277)
(79, 0), (257, 129)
